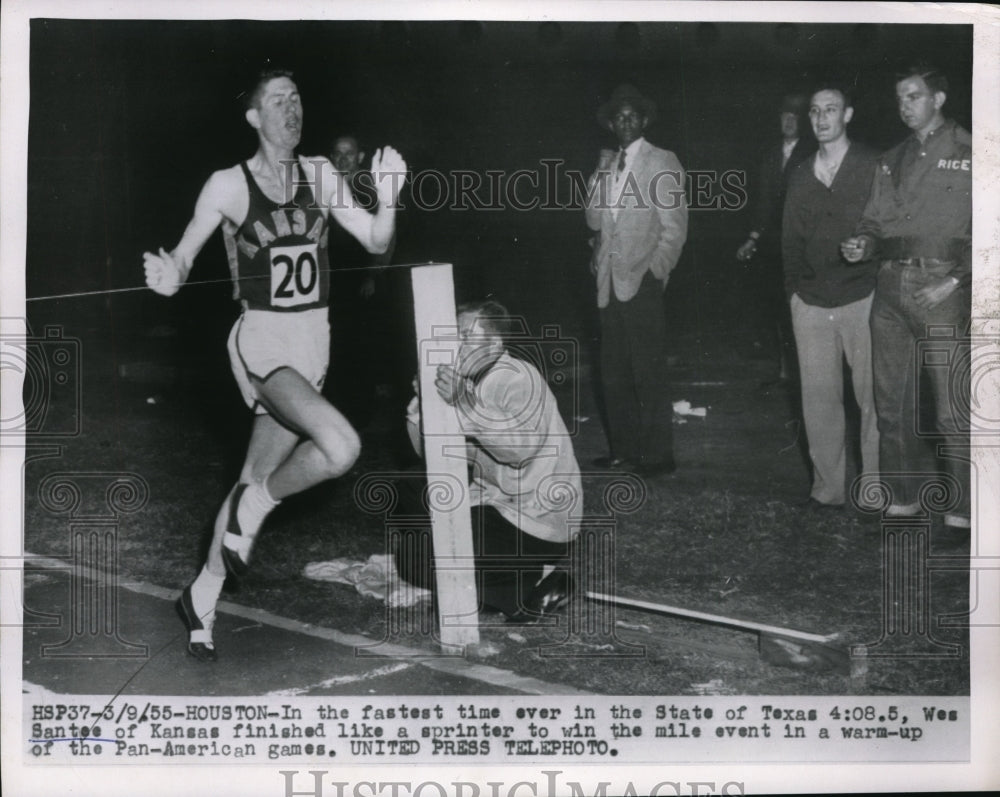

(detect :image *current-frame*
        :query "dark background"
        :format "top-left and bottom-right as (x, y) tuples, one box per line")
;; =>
(26, 19), (972, 346)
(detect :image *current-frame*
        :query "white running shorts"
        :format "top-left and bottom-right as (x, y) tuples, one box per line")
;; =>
(227, 307), (330, 415)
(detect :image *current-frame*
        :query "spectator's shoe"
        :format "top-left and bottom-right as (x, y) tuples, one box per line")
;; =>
(799, 497), (844, 513)
(221, 484), (250, 579)
(592, 455), (638, 471)
(506, 571), (573, 625)
(175, 585), (218, 663)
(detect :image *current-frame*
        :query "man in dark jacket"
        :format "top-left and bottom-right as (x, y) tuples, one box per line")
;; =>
(736, 94), (815, 383)
(783, 84), (880, 509)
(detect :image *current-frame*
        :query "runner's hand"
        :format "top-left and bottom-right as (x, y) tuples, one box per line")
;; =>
(371, 146), (408, 207)
(143, 248), (183, 296)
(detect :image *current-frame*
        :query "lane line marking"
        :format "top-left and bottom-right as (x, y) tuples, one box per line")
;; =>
(22, 552), (593, 696)
(263, 662), (416, 697)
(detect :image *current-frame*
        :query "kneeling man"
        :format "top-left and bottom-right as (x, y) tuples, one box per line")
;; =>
(397, 300), (582, 623)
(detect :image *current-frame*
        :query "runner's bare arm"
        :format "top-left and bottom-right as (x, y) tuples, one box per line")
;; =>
(319, 147), (408, 254)
(143, 169), (236, 296)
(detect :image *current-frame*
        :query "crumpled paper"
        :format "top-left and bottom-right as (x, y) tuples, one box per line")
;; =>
(672, 399), (707, 417)
(672, 399), (707, 424)
(303, 554), (432, 608)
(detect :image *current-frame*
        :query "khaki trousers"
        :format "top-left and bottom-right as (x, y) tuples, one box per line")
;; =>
(791, 291), (879, 504)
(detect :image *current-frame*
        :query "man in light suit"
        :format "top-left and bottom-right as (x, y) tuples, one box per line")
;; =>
(585, 84), (688, 475)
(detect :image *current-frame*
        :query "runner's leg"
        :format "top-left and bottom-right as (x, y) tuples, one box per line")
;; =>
(182, 414), (300, 659)
(254, 366), (362, 499)
(207, 414), (300, 576)
(219, 367), (361, 574)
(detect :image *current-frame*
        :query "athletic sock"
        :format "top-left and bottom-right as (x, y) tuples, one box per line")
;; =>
(222, 479), (280, 564)
(188, 566), (225, 645)
(237, 479), (279, 539)
(213, 483), (243, 540)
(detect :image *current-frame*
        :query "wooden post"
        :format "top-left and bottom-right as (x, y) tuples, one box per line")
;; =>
(410, 264), (480, 654)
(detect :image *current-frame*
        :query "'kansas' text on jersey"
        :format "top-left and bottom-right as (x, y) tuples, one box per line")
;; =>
(222, 161), (330, 311)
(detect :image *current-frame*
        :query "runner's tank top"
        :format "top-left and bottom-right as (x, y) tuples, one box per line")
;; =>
(222, 160), (330, 311)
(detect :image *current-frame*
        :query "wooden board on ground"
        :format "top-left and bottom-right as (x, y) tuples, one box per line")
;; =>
(411, 264), (480, 654)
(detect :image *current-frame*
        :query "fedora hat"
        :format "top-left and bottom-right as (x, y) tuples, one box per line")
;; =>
(597, 84), (657, 126)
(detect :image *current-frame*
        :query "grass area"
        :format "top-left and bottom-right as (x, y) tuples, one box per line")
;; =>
(22, 307), (970, 696)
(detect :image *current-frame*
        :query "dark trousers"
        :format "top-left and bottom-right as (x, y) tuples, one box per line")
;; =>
(737, 243), (796, 375)
(870, 261), (970, 515)
(391, 480), (568, 618)
(599, 276), (674, 467)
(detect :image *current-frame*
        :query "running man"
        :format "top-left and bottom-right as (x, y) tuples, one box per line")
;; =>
(143, 69), (407, 661)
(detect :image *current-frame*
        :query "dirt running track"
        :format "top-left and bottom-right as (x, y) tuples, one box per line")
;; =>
(21, 556), (591, 698)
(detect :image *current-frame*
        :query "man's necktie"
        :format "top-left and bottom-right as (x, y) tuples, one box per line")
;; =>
(617, 149), (626, 175)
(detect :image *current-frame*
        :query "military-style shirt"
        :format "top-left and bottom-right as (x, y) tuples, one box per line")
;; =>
(855, 119), (972, 284)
